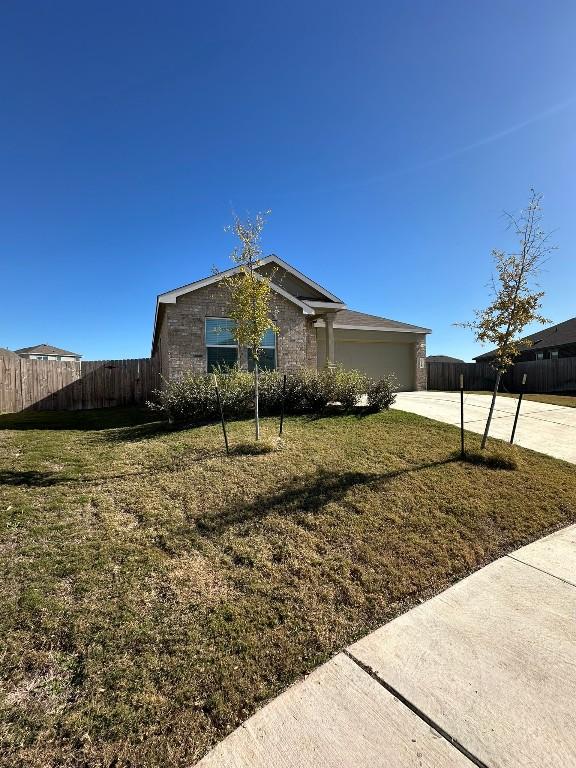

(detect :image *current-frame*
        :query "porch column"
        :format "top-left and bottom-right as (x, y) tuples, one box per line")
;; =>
(325, 313), (335, 367)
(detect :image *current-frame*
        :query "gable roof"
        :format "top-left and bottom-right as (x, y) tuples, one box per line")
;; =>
(473, 317), (576, 361)
(315, 309), (431, 334)
(156, 255), (343, 306)
(0, 347), (19, 359)
(151, 256), (430, 353)
(152, 255), (346, 352)
(15, 344), (82, 358)
(427, 355), (465, 363)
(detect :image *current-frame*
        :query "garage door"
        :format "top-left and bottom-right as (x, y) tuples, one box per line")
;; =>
(317, 329), (415, 390)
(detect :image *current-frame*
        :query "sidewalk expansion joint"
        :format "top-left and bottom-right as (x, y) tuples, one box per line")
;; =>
(506, 554), (576, 589)
(343, 649), (489, 768)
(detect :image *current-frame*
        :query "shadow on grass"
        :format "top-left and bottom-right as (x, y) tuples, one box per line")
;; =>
(100, 420), (175, 443)
(197, 457), (457, 535)
(0, 449), (222, 488)
(0, 407), (160, 432)
(0, 470), (69, 487)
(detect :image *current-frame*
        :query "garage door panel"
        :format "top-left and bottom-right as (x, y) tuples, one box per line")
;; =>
(335, 340), (414, 390)
(316, 329), (416, 390)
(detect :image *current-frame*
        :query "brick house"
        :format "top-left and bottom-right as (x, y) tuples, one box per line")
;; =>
(474, 316), (576, 363)
(152, 256), (430, 390)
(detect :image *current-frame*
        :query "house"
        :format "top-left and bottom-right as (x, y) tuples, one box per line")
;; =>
(15, 344), (82, 362)
(152, 256), (430, 390)
(0, 347), (19, 360)
(473, 317), (576, 363)
(427, 355), (465, 363)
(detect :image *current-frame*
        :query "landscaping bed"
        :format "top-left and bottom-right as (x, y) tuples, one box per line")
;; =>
(1, 407), (575, 767)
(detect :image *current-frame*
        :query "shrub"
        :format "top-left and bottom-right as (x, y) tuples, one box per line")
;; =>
(148, 366), (252, 424)
(149, 365), (394, 423)
(330, 366), (369, 410)
(365, 375), (396, 412)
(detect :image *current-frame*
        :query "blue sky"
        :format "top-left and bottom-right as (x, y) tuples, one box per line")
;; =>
(1, 1), (575, 361)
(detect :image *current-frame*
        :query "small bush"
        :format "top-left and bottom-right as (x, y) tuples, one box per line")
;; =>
(330, 367), (369, 410)
(365, 376), (396, 412)
(148, 366), (252, 424)
(149, 365), (395, 423)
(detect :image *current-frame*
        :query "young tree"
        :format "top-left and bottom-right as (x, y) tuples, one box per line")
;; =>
(459, 190), (554, 448)
(223, 211), (277, 440)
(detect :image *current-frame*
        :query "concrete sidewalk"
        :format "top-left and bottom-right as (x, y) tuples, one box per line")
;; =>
(196, 525), (576, 768)
(392, 391), (576, 463)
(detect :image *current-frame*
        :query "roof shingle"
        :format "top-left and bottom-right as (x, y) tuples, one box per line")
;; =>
(329, 309), (431, 333)
(15, 344), (82, 358)
(474, 317), (576, 360)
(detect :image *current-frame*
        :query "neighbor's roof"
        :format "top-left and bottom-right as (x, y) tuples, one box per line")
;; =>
(15, 344), (82, 358)
(427, 355), (465, 363)
(316, 309), (431, 334)
(0, 347), (19, 359)
(473, 316), (576, 361)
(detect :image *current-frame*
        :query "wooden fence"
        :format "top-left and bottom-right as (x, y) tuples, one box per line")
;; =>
(427, 358), (576, 394)
(0, 357), (161, 413)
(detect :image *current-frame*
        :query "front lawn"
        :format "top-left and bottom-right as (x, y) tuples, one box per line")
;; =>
(1, 408), (575, 767)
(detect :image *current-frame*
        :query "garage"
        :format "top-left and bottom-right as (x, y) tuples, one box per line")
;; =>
(315, 311), (430, 391)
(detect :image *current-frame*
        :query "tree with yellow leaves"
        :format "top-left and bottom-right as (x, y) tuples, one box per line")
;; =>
(459, 190), (554, 448)
(222, 211), (277, 440)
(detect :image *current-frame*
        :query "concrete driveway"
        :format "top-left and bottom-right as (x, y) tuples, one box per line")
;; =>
(392, 391), (576, 463)
(196, 524), (576, 767)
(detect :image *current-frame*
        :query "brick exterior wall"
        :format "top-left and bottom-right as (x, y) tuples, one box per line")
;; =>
(305, 319), (318, 368)
(414, 334), (427, 391)
(157, 282), (312, 380)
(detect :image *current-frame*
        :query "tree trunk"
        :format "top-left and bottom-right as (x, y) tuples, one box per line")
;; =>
(254, 361), (260, 441)
(481, 369), (502, 449)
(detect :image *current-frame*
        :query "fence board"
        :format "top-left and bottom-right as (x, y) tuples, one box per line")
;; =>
(427, 359), (576, 394)
(0, 357), (160, 413)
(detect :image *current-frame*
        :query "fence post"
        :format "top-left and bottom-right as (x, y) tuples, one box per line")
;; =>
(279, 374), (287, 436)
(460, 373), (465, 458)
(510, 373), (527, 445)
(213, 374), (229, 456)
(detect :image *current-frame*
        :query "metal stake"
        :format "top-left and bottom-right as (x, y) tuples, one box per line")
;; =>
(510, 373), (527, 445)
(460, 373), (465, 457)
(213, 374), (229, 455)
(279, 374), (287, 436)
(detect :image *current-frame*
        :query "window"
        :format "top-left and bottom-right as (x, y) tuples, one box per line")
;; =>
(205, 318), (277, 372)
(536, 351), (544, 360)
(248, 327), (277, 371)
(550, 349), (559, 359)
(205, 318), (238, 372)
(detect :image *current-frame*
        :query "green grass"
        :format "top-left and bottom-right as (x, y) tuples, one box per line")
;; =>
(1, 407), (575, 767)
(469, 391), (576, 408)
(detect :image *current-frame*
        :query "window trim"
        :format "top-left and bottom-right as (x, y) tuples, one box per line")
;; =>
(205, 316), (277, 372)
(205, 317), (239, 372)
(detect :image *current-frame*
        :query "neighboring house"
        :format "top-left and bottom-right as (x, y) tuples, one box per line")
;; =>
(427, 355), (465, 363)
(15, 344), (82, 362)
(152, 255), (430, 391)
(0, 347), (19, 359)
(473, 317), (576, 363)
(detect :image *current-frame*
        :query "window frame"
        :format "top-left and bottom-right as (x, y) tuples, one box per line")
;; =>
(204, 317), (277, 372)
(205, 317), (239, 372)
